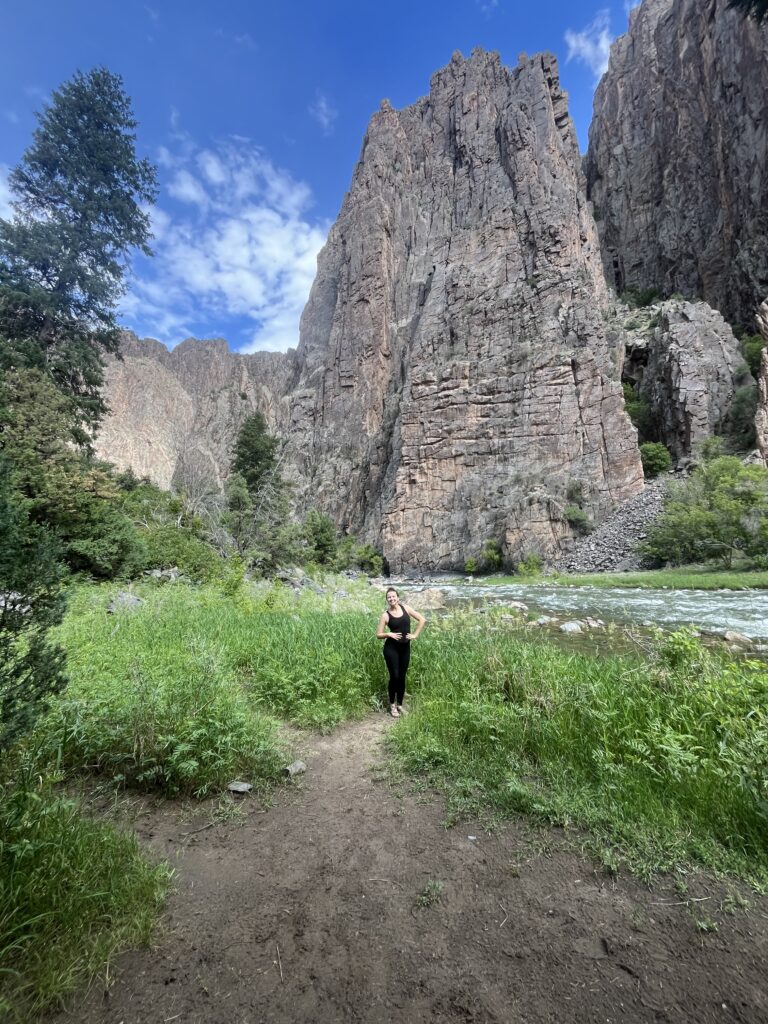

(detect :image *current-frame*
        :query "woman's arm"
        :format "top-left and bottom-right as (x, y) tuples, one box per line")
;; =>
(376, 612), (391, 640)
(403, 605), (426, 639)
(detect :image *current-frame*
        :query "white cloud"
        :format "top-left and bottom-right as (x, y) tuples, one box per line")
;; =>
(308, 92), (338, 135)
(3, 110), (19, 124)
(0, 165), (13, 219)
(475, 0), (499, 13)
(565, 9), (613, 81)
(124, 138), (329, 353)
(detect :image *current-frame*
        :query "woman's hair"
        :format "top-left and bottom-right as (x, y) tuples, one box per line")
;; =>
(385, 587), (399, 600)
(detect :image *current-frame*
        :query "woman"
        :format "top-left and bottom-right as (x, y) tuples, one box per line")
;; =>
(376, 587), (425, 717)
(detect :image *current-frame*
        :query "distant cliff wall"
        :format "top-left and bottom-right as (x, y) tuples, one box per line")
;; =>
(585, 0), (768, 326)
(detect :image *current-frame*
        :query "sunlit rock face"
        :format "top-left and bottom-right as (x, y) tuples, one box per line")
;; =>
(585, 0), (768, 326)
(286, 48), (643, 571)
(96, 332), (296, 491)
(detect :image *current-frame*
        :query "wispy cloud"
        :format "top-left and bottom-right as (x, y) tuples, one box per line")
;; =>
(123, 138), (329, 353)
(564, 9), (613, 82)
(308, 92), (338, 135)
(3, 110), (19, 124)
(475, 0), (499, 14)
(144, 5), (159, 24)
(215, 28), (258, 51)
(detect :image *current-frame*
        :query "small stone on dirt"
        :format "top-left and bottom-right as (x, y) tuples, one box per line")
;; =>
(227, 781), (253, 794)
(284, 760), (307, 777)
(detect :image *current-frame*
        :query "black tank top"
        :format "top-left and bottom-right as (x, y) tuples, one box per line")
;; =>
(386, 607), (411, 642)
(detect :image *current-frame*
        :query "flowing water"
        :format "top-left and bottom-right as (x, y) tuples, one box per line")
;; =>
(392, 579), (768, 642)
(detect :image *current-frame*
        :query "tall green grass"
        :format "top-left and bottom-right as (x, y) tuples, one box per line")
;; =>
(389, 622), (768, 881)
(45, 582), (386, 793)
(0, 773), (170, 1021)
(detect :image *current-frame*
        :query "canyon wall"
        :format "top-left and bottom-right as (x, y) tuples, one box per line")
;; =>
(585, 0), (768, 326)
(287, 49), (642, 571)
(96, 332), (295, 490)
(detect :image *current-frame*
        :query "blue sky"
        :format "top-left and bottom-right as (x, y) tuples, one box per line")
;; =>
(0, 0), (637, 353)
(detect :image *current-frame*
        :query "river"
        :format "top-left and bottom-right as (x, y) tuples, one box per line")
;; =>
(391, 579), (768, 642)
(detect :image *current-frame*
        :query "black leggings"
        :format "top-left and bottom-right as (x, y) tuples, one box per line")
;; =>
(383, 639), (410, 705)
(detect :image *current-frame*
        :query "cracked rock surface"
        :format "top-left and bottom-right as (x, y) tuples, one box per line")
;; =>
(586, 0), (768, 326)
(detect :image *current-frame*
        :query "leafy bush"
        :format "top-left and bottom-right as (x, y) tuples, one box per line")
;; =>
(622, 285), (660, 309)
(464, 557), (479, 574)
(515, 552), (543, 577)
(724, 384), (758, 451)
(564, 505), (593, 534)
(642, 456), (768, 567)
(740, 334), (765, 379)
(566, 480), (584, 506)
(640, 442), (672, 478)
(481, 538), (503, 571)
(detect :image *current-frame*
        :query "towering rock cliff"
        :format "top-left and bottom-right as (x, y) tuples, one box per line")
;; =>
(585, 0), (768, 326)
(288, 49), (642, 571)
(96, 333), (295, 490)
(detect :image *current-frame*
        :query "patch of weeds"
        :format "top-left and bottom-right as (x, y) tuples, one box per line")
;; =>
(721, 891), (750, 915)
(694, 916), (719, 933)
(211, 795), (247, 825)
(415, 880), (444, 909)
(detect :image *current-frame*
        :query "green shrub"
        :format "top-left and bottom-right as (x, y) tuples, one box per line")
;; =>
(740, 333), (765, 379)
(0, 778), (169, 1020)
(515, 552), (543, 577)
(566, 480), (584, 506)
(134, 522), (224, 581)
(481, 539), (503, 571)
(622, 285), (660, 309)
(622, 382), (656, 441)
(564, 506), (593, 534)
(640, 442), (672, 478)
(724, 384), (758, 451)
(464, 557), (479, 574)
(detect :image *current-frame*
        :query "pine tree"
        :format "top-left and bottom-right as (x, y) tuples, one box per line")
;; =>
(0, 67), (157, 437)
(231, 413), (280, 495)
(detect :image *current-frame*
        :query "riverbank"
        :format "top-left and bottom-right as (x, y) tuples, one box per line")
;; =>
(3, 577), (767, 1019)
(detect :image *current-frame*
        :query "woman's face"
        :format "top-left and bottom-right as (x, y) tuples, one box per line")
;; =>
(386, 589), (399, 607)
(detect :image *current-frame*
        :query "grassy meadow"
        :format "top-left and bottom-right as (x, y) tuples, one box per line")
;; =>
(480, 566), (768, 590)
(3, 575), (768, 1017)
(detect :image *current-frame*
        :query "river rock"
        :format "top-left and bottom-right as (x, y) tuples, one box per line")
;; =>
(586, 0), (768, 325)
(560, 621), (583, 634)
(284, 761), (307, 777)
(415, 588), (447, 610)
(228, 781), (253, 794)
(723, 630), (751, 647)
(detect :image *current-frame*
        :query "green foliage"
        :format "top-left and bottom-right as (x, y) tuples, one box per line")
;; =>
(642, 456), (768, 568)
(0, 368), (140, 577)
(0, 775), (169, 1020)
(231, 412), (279, 495)
(48, 587), (288, 795)
(622, 381), (656, 441)
(0, 67), (157, 433)
(724, 384), (758, 451)
(332, 537), (384, 575)
(728, 0), (768, 24)
(515, 552), (543, 577)
(564, 505), (594, 534)
(481, 538), (503, 571)
(388, 623), (768, 881)
(566, 479), (584, 506)
(464, 557), (479, 575)
(303, 509), (338, 564)
(740, 334), (765, 379)
(0, 461), (67, 752)
(621, 285), (660, 309)
(640, 441), (672, 478)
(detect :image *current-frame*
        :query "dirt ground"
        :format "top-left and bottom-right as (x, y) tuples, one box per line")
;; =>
(55, 715), (768, 1024)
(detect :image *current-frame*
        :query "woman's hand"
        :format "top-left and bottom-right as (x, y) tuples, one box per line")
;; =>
(405, 632), (417, 640)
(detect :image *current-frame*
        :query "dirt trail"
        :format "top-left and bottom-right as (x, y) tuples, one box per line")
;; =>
(57, 715), (767, 1024)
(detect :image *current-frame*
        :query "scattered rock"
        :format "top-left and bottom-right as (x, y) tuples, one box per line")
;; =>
(414, 588), (446, 610)
(560, 621), (583, 634)
(504, 601), (528, 613)
(723, 631), (751, 648)
(227, 781), (253, 794)
(535, 616), (556, 626)
(284, 761), (307, 778)
(584, 618), (605, 629)
(145, 567), (184, 582)
(107, 592), (143, 614)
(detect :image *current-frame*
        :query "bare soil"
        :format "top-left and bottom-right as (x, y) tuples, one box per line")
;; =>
(56, 715), (768, 1024)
